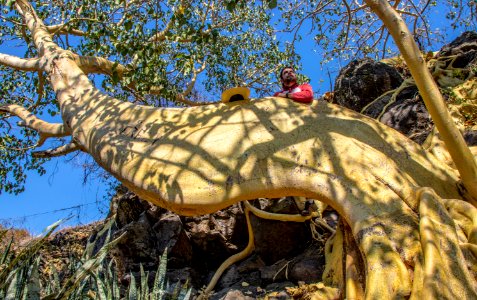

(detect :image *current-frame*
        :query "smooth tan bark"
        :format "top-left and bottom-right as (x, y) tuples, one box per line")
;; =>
(5, 1), (477, 298)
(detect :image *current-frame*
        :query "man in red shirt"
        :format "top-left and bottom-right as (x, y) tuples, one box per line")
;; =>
(273, 66), (315, 215)
(274, 66), (313, 103)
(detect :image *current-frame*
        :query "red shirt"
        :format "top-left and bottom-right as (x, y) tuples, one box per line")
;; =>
(274, 83), (313, 103)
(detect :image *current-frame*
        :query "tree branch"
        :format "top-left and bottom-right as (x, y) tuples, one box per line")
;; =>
(47, 24), (87, 37)
(365, 0), (477, 203)
(0, 104), (70, 138)
(148, 0), (195, 43)
(73, 55), (129, 76)
(0, 53), (39, 71)
(14, 0), (60, 56)
(32, 142), (80, 158)
(181, 59), (207, 97)
(147, 59), (212, 106)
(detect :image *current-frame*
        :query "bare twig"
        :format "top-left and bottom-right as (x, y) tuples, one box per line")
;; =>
(32, 142), (80, 158)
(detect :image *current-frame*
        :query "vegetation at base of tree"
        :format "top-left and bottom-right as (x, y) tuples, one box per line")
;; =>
(0, 219), (190, 299)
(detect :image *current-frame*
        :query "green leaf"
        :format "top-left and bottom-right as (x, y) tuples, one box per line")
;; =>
(226, 1), (236, 12)
(152, 249), (168, 299)
(5, 268), (20, 300)
(1, 236), (13, 265)
(140, 264), (148, 299)
(93, 272), (108, 300)
(127, 272), (137, 300)
(268, 0), (277, 9)
(124, 20), (133, 31)
(47, 262), (61, 294)
(43, 232), (126, 300)
(82, 217), (115, 259)
(0, 219), (63, 290)
(22, 256), (40, 300)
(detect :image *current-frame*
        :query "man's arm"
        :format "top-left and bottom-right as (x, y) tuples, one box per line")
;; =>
(289, 83), (313, 103)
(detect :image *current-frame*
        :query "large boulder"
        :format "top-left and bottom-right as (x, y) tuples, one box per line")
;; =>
(334, 31), (477, 145)
(333, 57), (403, 112)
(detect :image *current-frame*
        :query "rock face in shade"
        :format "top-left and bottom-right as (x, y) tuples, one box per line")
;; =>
(93, 191), (331, 298)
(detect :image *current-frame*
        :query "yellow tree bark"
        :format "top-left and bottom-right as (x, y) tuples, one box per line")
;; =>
(2, 0), (477, 298)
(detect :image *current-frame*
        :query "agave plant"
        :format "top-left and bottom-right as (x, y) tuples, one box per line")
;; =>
(0, 220), (62, 300)
(0, 218), (192, 300)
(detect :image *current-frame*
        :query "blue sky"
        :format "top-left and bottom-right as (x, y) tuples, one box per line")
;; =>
(0, 3), (468, 234)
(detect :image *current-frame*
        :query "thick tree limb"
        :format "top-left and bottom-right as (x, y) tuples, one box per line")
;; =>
(32, 142), (80, 158)
(7, 1), (477, 298)
(0, 53), (39, 71)
(15, 0), (59, 56)
(0, 104), (70, 138)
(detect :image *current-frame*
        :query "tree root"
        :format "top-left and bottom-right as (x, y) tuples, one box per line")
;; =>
(198, 200), (314, 299)
(417, 187), (477, 299)
(319, 186), (477, 299)
(360, 77), (415, 119)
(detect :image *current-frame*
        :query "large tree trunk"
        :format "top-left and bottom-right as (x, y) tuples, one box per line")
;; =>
(7, 0), (477, 298)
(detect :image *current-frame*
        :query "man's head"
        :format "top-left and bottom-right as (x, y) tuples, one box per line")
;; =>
(279, 66), (297, 88)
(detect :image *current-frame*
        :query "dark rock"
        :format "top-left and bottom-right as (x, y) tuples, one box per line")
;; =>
(109, 191), (154, 227)
(264, 281), (295, 295)
(236, 254), (266, 274)
(288, 245), (325, 283)
(213, 289), (255, 300)
(260, 259), (289, 282)
(184, 204), (248, 270)
(379, 93), (433, 144)
(243, 271), (261, 287)
(153, 212), (192, 267)
(218, 265), (242, 289)
(249, 198), (311, 265)
(358, 83), (433, 145)
(437, 31), (477, 58)
(334, 58), (403, 112)
(464, 130), (477, 146)
(435, 31), (477, 82)
(111, 212), (158, 278)
(362, 86), (417, 119)
(165, 267), (195, 285)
